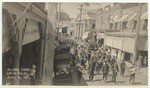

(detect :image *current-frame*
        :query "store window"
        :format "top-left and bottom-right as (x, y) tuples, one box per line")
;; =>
(70, 32), (73, 36)
(143, 19), (148, 30)
(109, 23), (113, 30)
(76, 24), (79, 29)
(92, 24), (95, 29)
(132, 21), (137, 32)
(114, 22), (118, 30)
(122, 22), (128, 31)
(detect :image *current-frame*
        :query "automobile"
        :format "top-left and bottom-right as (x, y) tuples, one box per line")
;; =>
(53, 45), (73, 82)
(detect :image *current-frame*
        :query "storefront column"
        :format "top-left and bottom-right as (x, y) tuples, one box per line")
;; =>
(133, 4), (142, 64)
(120, 36), (123, 60)
(121, 52), (125, 60)
(38, 22), (46, 84)
(117, 50), (122, 60)
(111, 35), (114, 57)
(103, 32), (106, 50)
(130, 54), (133, 63)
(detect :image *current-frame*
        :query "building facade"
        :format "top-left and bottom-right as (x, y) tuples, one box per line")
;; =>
(2, 2), (57, 85)
(68, 19), (76, 37)
(95, 3), (148, 64)
(75, 12), (96, 40)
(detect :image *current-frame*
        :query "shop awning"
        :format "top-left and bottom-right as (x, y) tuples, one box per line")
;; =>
(22, 19), (40, 45)
(138, 38), (148, 51)
(113, 15), (119, 22)
(122, 37), (135, 53)
(119, 14), (129, 22)
(97, 33), (104, 39)
(105, 35), (113, 46)
(128, 12), (138, 21)
(141, 10), (148, 20)
(82, 31), (90, 39)
(110, 16), (114, 23)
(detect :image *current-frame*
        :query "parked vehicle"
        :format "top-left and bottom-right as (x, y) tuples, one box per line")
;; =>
(53, 45), (73, 82)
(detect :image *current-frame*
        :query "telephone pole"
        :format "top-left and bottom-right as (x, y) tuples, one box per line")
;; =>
(132, 3), (142, 64)
(79, 5), (83, 38)
(56, 3), (61, 40)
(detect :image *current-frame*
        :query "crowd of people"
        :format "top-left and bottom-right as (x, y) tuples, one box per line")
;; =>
(55, 34), (142, 84)
(68, 38), (139, 84)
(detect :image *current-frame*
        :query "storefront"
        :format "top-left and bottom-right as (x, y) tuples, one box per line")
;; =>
(19, 19), (41, 85)
(104, 34), (147, 63)
(2, 4), (46, 85)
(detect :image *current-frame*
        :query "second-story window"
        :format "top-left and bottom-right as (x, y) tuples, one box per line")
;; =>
(92, 24), (95, 29)
(114, 22), (118, 30)
(122, 22), (128, 31)
(132, 21), (137, 32)
(143, 19), (148, 30)
(109, 23), (113, 30)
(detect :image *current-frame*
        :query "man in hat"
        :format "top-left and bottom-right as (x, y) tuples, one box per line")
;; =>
(129, 65), (137, 83)
(120, 60), (126, 76)
(102, 60), (109, 82)
(96, 54), (103, 74)
(88, 55), (96, 81)
(111, 62), (119, 83)
(75, 55), (83, 83)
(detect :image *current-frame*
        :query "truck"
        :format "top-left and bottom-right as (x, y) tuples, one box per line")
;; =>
(53, 45), (73, 82)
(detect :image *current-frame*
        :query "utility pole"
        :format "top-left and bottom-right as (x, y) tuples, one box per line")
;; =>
(79, 5), (83, 38)
(61, 9), (64, 33)
(56, 3), (61, 40)
(132, 3), (142, 64)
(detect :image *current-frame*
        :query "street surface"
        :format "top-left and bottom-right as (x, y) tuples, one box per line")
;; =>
(52, 44), (148, 86)
(70, 45), (148, 86)
(82, 63), (148, 86)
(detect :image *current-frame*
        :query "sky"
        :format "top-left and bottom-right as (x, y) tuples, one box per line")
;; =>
(61, 3), (114, 19)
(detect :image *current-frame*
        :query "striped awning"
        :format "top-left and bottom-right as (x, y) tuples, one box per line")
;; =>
(110, 16), (114, 23)
(141, 10), (148, 20)
(82, 31), (90, 39)
(97, 33), (104, 39)
(119, 14), (129, 22)
(113, 15), (119, 22)
(128, 12), (138, 21)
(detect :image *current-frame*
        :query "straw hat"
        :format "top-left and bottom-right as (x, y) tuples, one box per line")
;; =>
(32, 65), (36, 68)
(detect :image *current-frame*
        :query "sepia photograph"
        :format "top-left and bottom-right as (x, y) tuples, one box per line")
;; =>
(2, 2), (148, 86)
